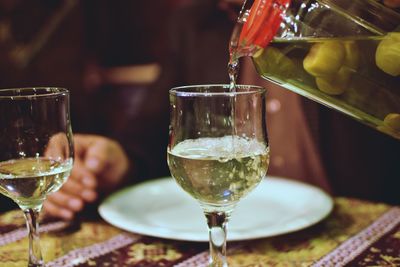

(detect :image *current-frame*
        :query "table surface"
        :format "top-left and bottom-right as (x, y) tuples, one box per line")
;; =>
(0, 197), (399, 266)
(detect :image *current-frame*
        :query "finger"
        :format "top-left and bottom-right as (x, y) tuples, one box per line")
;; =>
(60, 179), (98, 202)
(61, 179), (85, 194)
(74, 134), (127, 175)
(91, 140), (129, 177)
(44, 133), (71, 159)
(43, 201), (74, 220)
(47, 191), (84, 212)
(84, 138), (111, 173)
(73, 134), (110, 174)
(73, 134), (105, 159)
(69, 158), (98, 188)
(72, 134), (129, 190)
(73, 134), (92, 158)
(81, 188), (98, 203)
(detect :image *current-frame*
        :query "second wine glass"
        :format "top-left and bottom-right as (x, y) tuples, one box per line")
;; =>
(167, 84), (270, 266)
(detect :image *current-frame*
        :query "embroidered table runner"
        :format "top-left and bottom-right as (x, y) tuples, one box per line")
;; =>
(0, 197), (398, 266)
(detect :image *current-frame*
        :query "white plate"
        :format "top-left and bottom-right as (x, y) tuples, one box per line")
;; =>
(99, 176), (333, 242)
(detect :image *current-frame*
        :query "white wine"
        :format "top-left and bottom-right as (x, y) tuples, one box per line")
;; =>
(167, 136), (269, 210)
(0, 157), (73, 209)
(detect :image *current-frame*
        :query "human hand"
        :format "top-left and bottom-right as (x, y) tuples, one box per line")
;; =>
(43, 134), (130, 220)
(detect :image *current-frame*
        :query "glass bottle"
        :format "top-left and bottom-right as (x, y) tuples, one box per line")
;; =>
(230, 0), (400, 139)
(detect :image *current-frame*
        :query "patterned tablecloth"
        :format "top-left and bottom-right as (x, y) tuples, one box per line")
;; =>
(0, 197), (399, 266)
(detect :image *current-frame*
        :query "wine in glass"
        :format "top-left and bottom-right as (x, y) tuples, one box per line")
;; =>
(0, 87), (73, 267)
(167, 84), (269, 266)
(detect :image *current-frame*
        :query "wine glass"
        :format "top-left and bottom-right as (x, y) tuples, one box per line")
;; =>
(0, 87), (74, 267)
(167, 84), (269, 266)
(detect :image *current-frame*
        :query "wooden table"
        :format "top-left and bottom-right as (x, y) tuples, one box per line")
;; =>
(0, 197), (399, 266)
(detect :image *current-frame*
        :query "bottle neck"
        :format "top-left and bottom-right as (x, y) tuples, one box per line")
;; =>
(230, 0), (292, 58)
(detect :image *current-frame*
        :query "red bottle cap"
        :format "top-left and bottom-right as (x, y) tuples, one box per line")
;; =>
(239, 0), (291, 48)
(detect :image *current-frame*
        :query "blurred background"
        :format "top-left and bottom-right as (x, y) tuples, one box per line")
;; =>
(0, 0), (243, 184)
(0, 0), (184, 181)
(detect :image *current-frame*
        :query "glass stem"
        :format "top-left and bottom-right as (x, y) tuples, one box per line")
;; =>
(23, 207), (44, 267)
(204, 211), (231, 267)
